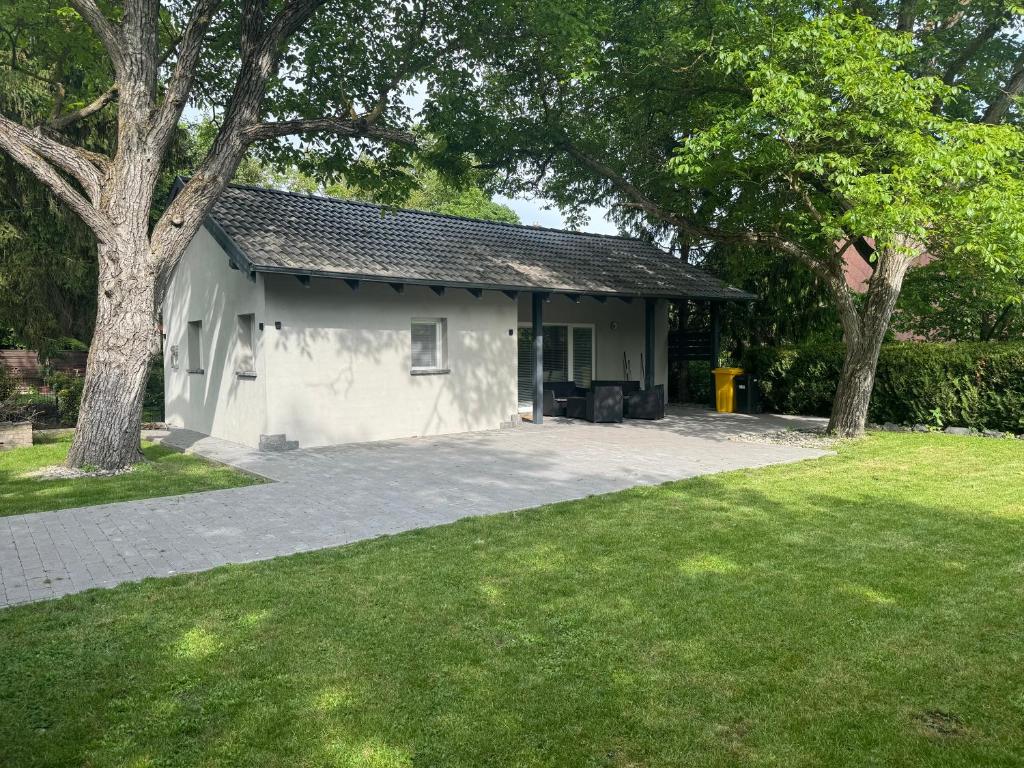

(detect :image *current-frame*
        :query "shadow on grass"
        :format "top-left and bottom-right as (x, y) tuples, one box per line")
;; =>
(0, 433), (261, 517)
(1, 435), (1022, 767)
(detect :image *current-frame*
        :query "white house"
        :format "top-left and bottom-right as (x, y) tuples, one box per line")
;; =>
(162, 181), (753, 449)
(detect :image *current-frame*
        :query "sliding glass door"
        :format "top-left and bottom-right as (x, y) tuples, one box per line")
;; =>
(517, 324), (595, 406)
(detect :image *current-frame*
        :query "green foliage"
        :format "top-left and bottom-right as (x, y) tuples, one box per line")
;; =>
(671, 13), (1024, 274)
(894, 252), (1024, 341)
(707, 246), (842, 354)
(45, 370), (83, 427)
(143, 357), (164, 423)
(744, 342), (1024, 432)
(184, 121), (520, 223)
(0, 363), (13, 403)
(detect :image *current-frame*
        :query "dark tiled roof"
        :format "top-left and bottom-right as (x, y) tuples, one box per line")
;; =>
(205, 182), (756, 301)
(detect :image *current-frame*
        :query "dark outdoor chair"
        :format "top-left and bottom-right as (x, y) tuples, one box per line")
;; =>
(543, 381), (583, 417)
(566, 385), (623, 423)
(624, 384), (666, 420)
(591, 380), (641, 396)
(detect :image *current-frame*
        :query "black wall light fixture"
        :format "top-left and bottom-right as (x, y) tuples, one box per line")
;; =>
(274, 321), (282, 330)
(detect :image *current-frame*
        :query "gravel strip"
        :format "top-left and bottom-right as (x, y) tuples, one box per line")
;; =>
(729, 428), (849, 450)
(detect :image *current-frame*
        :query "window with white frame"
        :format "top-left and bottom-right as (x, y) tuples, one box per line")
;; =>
(411, 318), (447, 372)
(236, 313), (256, 375)
(187, 320), (203, 373)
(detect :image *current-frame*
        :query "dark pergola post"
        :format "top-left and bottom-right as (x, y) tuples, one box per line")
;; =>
(532, 291), (544, 424)
(709, 300), (721, 408)
(644, 297), (656, 390)
(678, 298), (690, 403)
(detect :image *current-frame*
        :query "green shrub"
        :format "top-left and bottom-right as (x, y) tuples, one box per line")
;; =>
(46, 371), (85, 426)
(143, 357), (164, 422)
(742, 341), (1024, 433)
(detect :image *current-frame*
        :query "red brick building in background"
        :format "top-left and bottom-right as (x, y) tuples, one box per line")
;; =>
(840, 241), (933, 341)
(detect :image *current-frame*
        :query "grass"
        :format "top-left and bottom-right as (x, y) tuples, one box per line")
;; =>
(1, 433), (1022, 767)
(0, 432), (262, 516)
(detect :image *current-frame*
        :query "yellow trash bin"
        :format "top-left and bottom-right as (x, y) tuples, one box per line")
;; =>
(712, 367), (744, 413)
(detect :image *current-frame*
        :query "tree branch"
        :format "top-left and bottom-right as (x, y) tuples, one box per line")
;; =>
(241, 117), (417, 146)
(48, 85), (119, 131)
(364, 0), (431, 124)
(983, 51), (1024, 123)
(940, 13), (1007, 86)
(66, 0), (123, 70)
(151, 0), (224, 153)
(266, 0), (332, 49)
(896, 0), (917, 33)
(0, 113), (106, 198)
(0, 124), (114, 242)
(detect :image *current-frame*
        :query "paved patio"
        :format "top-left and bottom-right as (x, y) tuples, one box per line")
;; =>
(0, 407), (828, 608)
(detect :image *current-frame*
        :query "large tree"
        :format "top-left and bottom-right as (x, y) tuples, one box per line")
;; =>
(0, 0), (473, 468)
(433, 0), (1024, 435)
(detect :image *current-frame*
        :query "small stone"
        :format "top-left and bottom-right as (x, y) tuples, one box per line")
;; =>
(982, 429), (1005, 439)
(913, 424), (930, 433)
(882, 422), (900, 432)
(944, 426), (971, 436)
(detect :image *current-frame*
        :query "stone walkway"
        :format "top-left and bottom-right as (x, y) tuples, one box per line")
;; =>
(0, 407), (828, 607)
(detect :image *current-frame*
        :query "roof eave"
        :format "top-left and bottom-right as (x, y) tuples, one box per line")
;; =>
(244, 261), (757, 302)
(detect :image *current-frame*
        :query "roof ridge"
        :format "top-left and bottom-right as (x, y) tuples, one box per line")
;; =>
(218, 179), (658, 246)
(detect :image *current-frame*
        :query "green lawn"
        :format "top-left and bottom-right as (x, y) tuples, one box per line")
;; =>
(0, 432), (262, 516)
(1, 433), (1022, 767)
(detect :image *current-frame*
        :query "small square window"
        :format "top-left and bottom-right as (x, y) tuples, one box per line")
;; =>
(236, 313), (256, 375)
(411, 318), (447, 373)
(187, 320), (203, 373)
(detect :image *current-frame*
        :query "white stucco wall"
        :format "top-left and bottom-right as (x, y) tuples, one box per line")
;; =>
(262, 277), (519, 448)
(516, 294), (669, 390)
(162, 227), (268, 446)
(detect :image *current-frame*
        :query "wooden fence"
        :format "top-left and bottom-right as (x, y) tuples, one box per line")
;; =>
(0, 349), (88, 392)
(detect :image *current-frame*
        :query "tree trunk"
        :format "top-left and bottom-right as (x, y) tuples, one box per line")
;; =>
(65, 238), (159, 470)
(829, 331), (886, 437)
(827, 245), (913, 437)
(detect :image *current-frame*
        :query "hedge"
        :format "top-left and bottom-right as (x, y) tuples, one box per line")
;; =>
(741, 341), (1024, 433)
